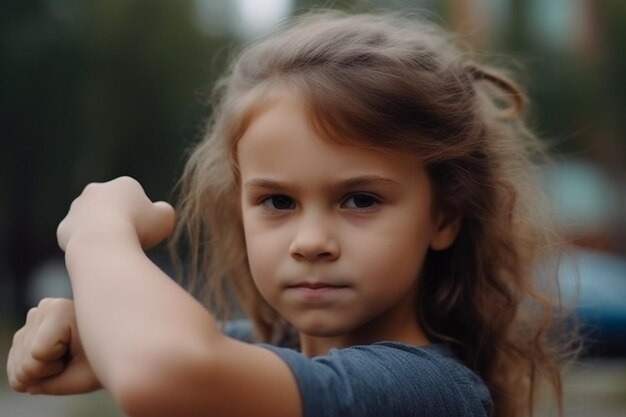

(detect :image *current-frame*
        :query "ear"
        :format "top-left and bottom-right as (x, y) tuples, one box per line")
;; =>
(429, 210), (461, 251)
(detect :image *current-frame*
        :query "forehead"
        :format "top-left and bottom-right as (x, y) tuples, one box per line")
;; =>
(232, 82), (370, 151)
(237, 97), (421, 183)
(234, 84), (406, 153)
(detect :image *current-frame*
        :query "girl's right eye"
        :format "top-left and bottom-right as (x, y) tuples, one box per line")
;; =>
(261, 195), (295, 211)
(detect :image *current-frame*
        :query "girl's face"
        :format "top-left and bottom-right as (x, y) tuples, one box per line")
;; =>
(238, 97), (458, 350)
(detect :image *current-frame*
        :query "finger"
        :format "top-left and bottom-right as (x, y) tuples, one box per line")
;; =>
(57, 196), (82, 251)
(25, 306), (40, 325)
(140, 201), (176, 249)
(7, 344), (26, 392)
(35, 359), (102, 395)
(14, 356), (65, 387)
(7, 313), (36, 392)
(31, 316), (72, 361)
(31, 299), (74, 361)
(23, 359), (66, 381)
(153, 201), (176, 235)
(57, 219), (68, 251)
(20, 307), (42, 361)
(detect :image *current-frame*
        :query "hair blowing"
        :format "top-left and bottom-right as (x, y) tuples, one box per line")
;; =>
(170, 11), (577, 417)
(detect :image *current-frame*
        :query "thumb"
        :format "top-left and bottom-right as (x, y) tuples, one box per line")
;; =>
(35, 359), (101, 395)
(153, 201), (176, 236)
(139, 201), (176, 250)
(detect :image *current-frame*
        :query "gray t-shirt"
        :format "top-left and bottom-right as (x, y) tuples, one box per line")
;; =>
(223, 321), (492, 417)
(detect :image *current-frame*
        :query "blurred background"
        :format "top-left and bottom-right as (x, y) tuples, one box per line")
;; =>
(1, 0), (625, 416)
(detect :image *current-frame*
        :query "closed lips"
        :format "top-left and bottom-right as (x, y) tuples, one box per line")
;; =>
(288, 283), (350, 289)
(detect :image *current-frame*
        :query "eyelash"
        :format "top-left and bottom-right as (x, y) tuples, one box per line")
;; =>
(261, 195), (295, 211)
(259, 193), (381, 213)
(342, 194), (380, 212)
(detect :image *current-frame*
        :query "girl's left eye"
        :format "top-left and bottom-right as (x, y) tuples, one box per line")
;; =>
(342, 194), (380, 210)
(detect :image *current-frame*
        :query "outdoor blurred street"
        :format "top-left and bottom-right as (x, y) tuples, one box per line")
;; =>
(546, 359), (626, 417)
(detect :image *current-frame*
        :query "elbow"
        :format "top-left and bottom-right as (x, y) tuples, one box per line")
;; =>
(113, 379), (159, 417)
(106, 345), (218, 417)
(108, 362), (168, 417)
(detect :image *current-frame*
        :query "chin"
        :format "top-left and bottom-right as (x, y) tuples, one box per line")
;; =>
(299, 328), (343, 338)
(292, 318), (354, 338)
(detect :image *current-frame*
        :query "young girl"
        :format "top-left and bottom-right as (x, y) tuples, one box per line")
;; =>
(7, 11), (574, 417)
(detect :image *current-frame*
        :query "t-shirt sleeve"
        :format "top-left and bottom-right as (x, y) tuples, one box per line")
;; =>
(261, 342), (492, 417)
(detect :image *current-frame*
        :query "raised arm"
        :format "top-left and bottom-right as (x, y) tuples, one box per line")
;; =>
(55, 177), (301, 417)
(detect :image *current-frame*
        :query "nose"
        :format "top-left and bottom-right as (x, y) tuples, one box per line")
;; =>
(289, 213), (339, 262)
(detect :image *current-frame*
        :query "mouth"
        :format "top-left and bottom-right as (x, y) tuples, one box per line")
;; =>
(283, 281), (351, 303)
(287, 282), (350, 290)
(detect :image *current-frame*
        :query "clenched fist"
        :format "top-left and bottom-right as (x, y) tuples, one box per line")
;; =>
(6, 298), (100, 395)
(57, 176), (175, 252)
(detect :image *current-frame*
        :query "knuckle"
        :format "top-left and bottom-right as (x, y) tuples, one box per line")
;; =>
(38, 298), (53, 308)
(48, 298), (70, 315)
(20, 358), (42, 380)
(15, 366), (29, 383)
(56, 221), (65, 236)
(8, 374), (26, 392)
(82, 182), (103, 196)
(14, 368), (27, 384)
(26, 307), (38, 322)
(39, 297), (65, 309)
(12, 328), (24, 345)
(69, 198), (79, 211)
(119, 176), (140, 189)
(84, 182), (99, 191)
(30, 342), (48, 360)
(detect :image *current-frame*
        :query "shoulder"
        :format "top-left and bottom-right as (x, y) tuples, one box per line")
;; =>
(263, 342), (492, 417)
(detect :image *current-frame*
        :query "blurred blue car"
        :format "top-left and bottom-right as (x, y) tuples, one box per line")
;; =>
(558, 249), (626, 356)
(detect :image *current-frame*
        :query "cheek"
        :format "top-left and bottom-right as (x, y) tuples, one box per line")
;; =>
(244, 234), (266, 275)
(242, 216), (262, 277)
(356, 238), (427, 283)
(347, 215), (432, 284)
(243, 226), (285, 284)
(244, 237), (273, 299)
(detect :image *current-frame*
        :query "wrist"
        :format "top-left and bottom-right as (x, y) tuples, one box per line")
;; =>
(64, 220), (142, 259)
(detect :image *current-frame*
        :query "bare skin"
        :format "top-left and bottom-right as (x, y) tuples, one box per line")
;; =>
(7, 178), (300, 417)
(6, 98), (459, 417)
(239, 98), (459, 356)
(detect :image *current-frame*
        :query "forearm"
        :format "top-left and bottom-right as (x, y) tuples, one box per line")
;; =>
(64, 227), (222, 399)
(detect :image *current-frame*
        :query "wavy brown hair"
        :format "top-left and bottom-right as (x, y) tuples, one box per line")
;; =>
(171, 11), (576, 417)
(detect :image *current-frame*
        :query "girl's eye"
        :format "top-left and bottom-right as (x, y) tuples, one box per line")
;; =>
(262, 195), (295, 210)
(342, 194), (379, 210)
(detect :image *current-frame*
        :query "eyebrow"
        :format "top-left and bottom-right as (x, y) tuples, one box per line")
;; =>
(244, 175), (402, 191)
